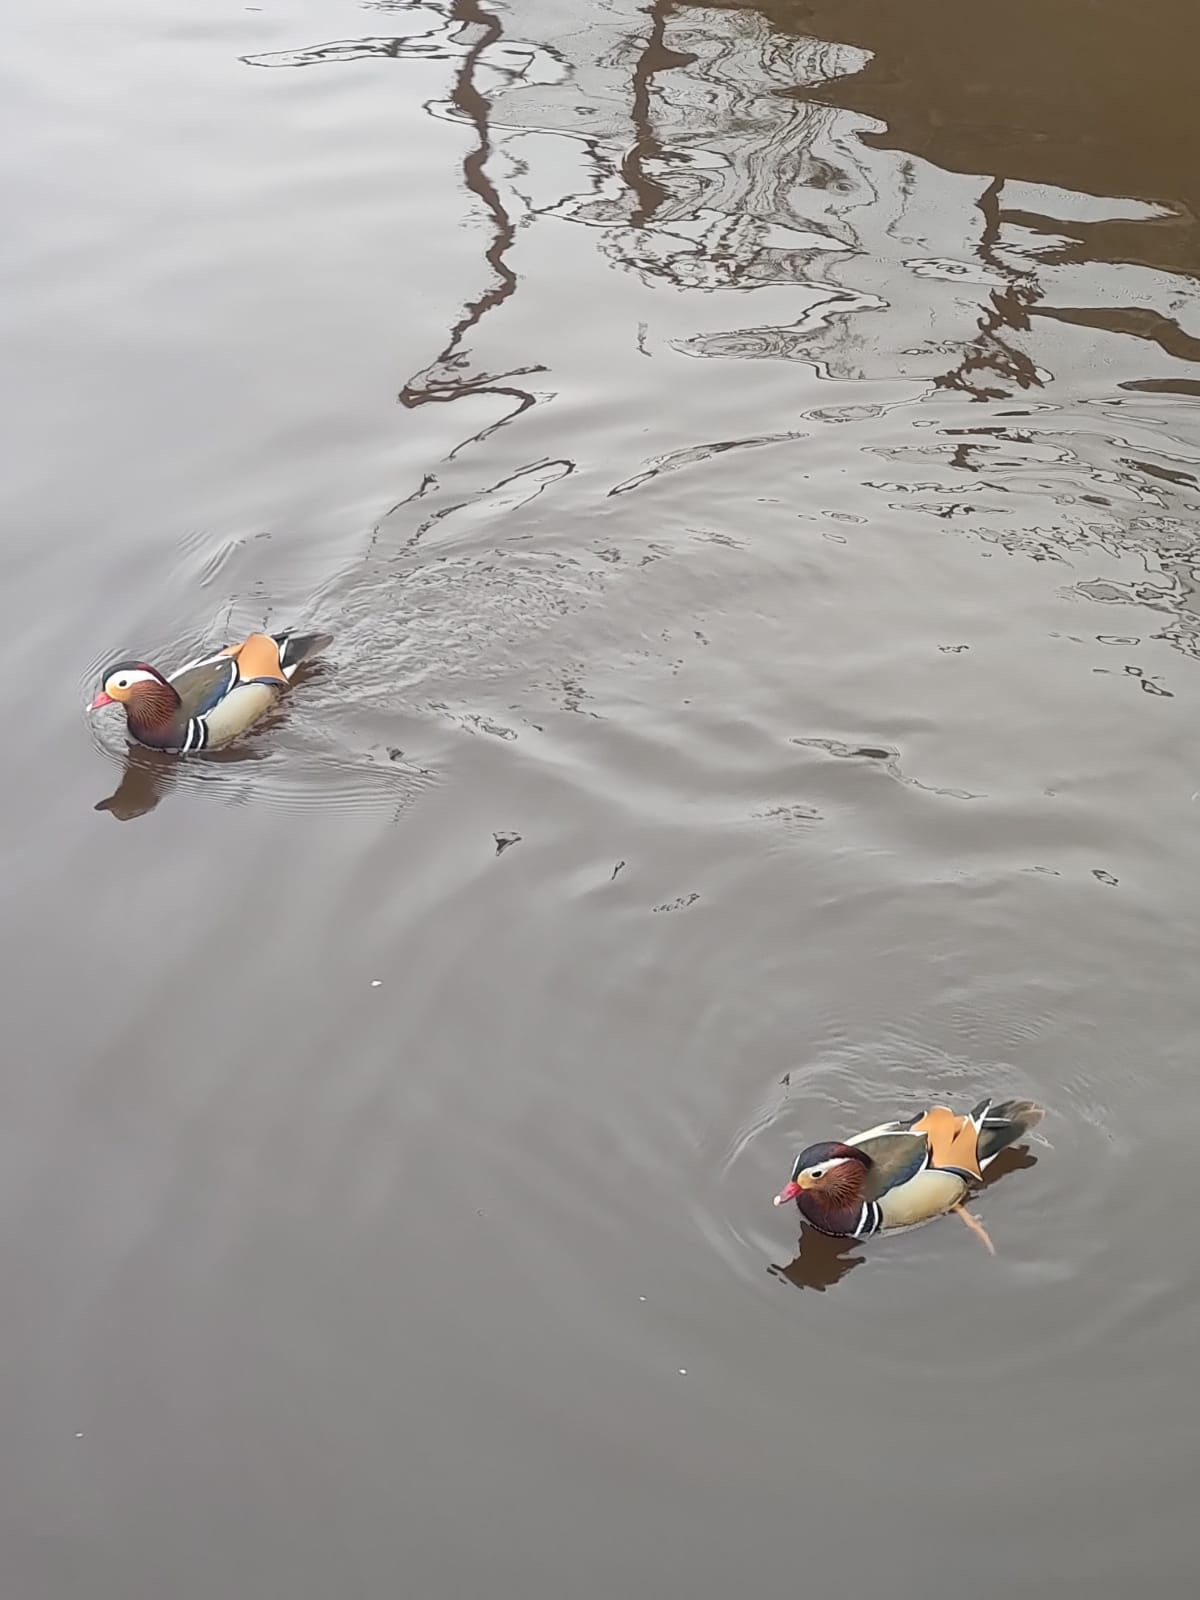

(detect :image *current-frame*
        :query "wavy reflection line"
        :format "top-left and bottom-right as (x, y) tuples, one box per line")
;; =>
(400, 0), (547, 455)
(400, 458), (575, 548)
(609, 429), (808, 496)
(1034, 304), (1200, 366)
(526, 8), (866, 295)
(240, 0), (452, 70)
(998, 201), (1200, 281)
(241, 37), (446, 69)
(675, 287), (887, 365)
(1121, 377), (1200, 398)
(933, 178), (1046, 401)
(244, 3), (551, 457)
(790, 736), (982, 801)
(621, 1), (697, 228)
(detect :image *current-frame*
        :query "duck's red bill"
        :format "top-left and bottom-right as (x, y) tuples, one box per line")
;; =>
(90, 691), (114, 710)
(773, 1181), (801, 1207)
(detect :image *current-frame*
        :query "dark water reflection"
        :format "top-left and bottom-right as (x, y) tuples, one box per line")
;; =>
(4, 0), (1200, 1595)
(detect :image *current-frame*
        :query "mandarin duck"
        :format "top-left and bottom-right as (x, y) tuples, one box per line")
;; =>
(774, 1097), (1043, 1244)
(89, 629), (332, 752)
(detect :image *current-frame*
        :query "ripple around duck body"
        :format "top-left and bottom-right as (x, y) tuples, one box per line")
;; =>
(692, 914), (1189, 1381)
(82, 649), (437, 822)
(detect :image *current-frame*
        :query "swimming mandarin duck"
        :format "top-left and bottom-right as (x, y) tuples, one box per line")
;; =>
(774, 1098), (1043, 1245)
(89, 630), (332, 752)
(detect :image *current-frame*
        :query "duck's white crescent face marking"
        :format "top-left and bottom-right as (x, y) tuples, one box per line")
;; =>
(105, 668), (158, 692)
(798, 1156), (855, 1182)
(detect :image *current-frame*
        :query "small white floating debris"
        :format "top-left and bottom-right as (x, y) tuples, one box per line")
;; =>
(678, 1369), (688, 1376)
(370, 980), (382, 988)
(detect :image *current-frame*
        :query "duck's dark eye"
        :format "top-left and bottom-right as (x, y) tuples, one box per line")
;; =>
(116, 678), (128, 689)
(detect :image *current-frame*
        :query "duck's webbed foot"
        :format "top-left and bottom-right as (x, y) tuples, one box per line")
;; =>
(951, 1203), (995, 1255)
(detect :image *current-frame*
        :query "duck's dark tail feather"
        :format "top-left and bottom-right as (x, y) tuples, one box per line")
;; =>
(977, 1099), (1045, 1165)
(274, 631), (333, 678)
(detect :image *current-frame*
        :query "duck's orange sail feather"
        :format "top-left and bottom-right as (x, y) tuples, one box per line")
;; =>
(911, 1105), (983, 1179)
(230, 633), (288, 684)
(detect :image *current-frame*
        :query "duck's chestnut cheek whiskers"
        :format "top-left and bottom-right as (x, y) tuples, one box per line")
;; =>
(90, 691), (115, 710)
(773, 1180), (803, 1207)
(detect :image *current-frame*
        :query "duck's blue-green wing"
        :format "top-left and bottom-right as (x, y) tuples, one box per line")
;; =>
(168, 651), (239, 718)
(855, 1130), (929, 1201)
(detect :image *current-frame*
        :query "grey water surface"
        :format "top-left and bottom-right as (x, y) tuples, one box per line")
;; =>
(2, 2), (1199, 1595)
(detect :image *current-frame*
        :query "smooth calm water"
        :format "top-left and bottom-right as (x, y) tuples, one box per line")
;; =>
(3, 1), (1199, 1594)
